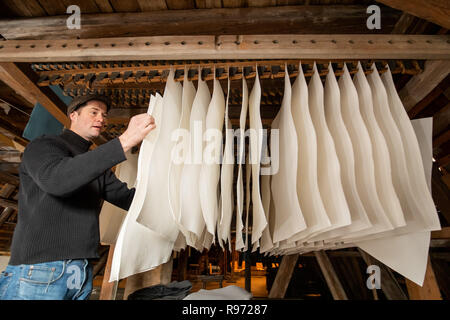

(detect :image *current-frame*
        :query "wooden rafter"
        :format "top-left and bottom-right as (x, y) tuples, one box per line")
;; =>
(377, 0), (450, 29)
(314, 250), (348, 300)
(0, 62), (69, 126)
(400, 60), (450, 113)
(0, 35), (448, 62)
(0, 6), (402, 40)
(268, 254), (299, 299)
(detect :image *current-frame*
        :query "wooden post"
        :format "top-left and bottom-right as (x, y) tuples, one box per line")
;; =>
(99, 244), (118, 300)
(177, 249), (188, 282)
(268, 254), (299, 299)
(358, 248), (408, 300)
(405, 257), (442, 300)
(123, 258), (173, 300)
(314, 250), (348, 300)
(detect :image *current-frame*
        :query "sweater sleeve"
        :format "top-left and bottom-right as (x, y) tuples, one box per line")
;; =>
(22, 136), (127, 197)
(103, 169), (136, 210)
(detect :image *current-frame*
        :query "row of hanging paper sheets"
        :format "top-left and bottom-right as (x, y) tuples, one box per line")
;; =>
(99, 61), (441, 285)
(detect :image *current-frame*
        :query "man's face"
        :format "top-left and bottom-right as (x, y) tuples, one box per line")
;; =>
(69, 100), (108, 141)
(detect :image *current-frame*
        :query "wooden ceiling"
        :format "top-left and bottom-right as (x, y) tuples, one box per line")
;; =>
(0, 0), (449, 259)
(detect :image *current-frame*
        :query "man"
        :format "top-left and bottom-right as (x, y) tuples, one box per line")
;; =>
(0, 94), (155, 300)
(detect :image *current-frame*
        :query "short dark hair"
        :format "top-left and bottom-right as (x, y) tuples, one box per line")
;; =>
(67, 94), (110, 116)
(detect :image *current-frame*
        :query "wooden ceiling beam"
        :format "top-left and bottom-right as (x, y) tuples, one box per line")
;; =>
(0, 62), (69, 127)
(0, 34), (448, 62)
(0, 6), (401, 40)
(377, 0), (450, 29)
(399, 60), (450, 112)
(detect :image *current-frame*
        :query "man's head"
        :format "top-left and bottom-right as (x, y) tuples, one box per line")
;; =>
(67, 94), (110, 141)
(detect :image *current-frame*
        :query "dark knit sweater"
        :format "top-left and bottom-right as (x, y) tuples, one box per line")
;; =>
(9, 129), (135, 265)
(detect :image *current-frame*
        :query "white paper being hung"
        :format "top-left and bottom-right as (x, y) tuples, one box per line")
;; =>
(218, 75), (233, 251)
(168, 67), (196, 250)
(288, 63), (330, 244)
(235, 76), (249, 252)
(356, 117), (436, 286)
(136, 69), (182, 242)
(199, 74), (225, 241)
(270, 65), (306, 244)
(249, 67), (268, 252)
(304, 63), (351, 242)
(110, 93), (174, 281)
(312, 63), (371, 242)
(179, 69), (211, 249)
(99, 150), (138, 245)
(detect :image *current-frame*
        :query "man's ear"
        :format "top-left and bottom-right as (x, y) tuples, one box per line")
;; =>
(69, 111), (77, 122)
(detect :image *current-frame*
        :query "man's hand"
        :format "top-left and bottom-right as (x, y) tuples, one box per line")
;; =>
(119, 114), (156, 153)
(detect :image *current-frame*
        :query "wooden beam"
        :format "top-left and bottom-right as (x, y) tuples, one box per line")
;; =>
(431, 227), (450, 239)
(358, 248), (408, 300)
(123, 258), (173, 300)
(314, 250), (348, 300)
(377, 0), (450, 29)
(433, 128), (450, 149)
(268, 254), (299, 299)
(391, 12), (416, 34)
(399, 60), (450, 112)
(0, 62), (69, 126)
(0, 34), (448, 62)
(432, 165), (450, 225)
(405, 257), (442, 300)
(0, 171), (19, 186)
(99, 244), (118, 300)
(0, 162), (19, 174)
(0, 6), (401, 40)
(0, 197), (17, 210)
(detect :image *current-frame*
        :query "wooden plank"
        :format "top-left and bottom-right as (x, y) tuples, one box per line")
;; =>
(123, 258), (173, 300)
(433, 128), (450, 149)
(166, 0), (195, 10)
(377, 0), (450, 29)
(0, 6), (401, 40)
(93, 0), (114, 13)
(0, 62), (69, 126)
(109, 0), (140, 12)
(314, 250), (348, 300)
(0, 197), (17, 210)
(137, 0), (167, 11)
(399, 60), (450, 112)
(99, 244), (118, 300)
(405, 257), (442, 300)
(358, 248), (408, 300)
(432, 165), (450, 224)
(0, 34), (448, 62)
(432, 102), (450, 137)
(0, 162), (20, 175)
(391, 12), (416, 34)
(268, 254), (299, 298)
(2, 0), (47, 17)
(36, 0), (67, 16)
(0, 172), (19, 186)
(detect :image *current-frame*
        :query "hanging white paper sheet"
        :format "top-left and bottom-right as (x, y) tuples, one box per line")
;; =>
(110, 94), (174, 281)
(288, 63), (330, 243)
(270, 66), (306, 243)
(179, 70), (211, 249)
(249, 69), (268, 250)
(356, 117), (435, 286)
(219, 75), (234, 251)
(235, 77), (249, 252)
(305, 63), (351, 240)
(136, 70), (182, 242)
(199, 76), (225, 239)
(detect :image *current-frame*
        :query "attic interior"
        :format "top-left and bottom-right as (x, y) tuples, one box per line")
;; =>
(0, 0), (448, 301)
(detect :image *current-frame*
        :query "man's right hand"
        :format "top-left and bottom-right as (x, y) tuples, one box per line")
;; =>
(119, 114), (156, 153)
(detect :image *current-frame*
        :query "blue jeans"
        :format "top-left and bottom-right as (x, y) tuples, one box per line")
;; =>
(0, 259), (93, 300)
